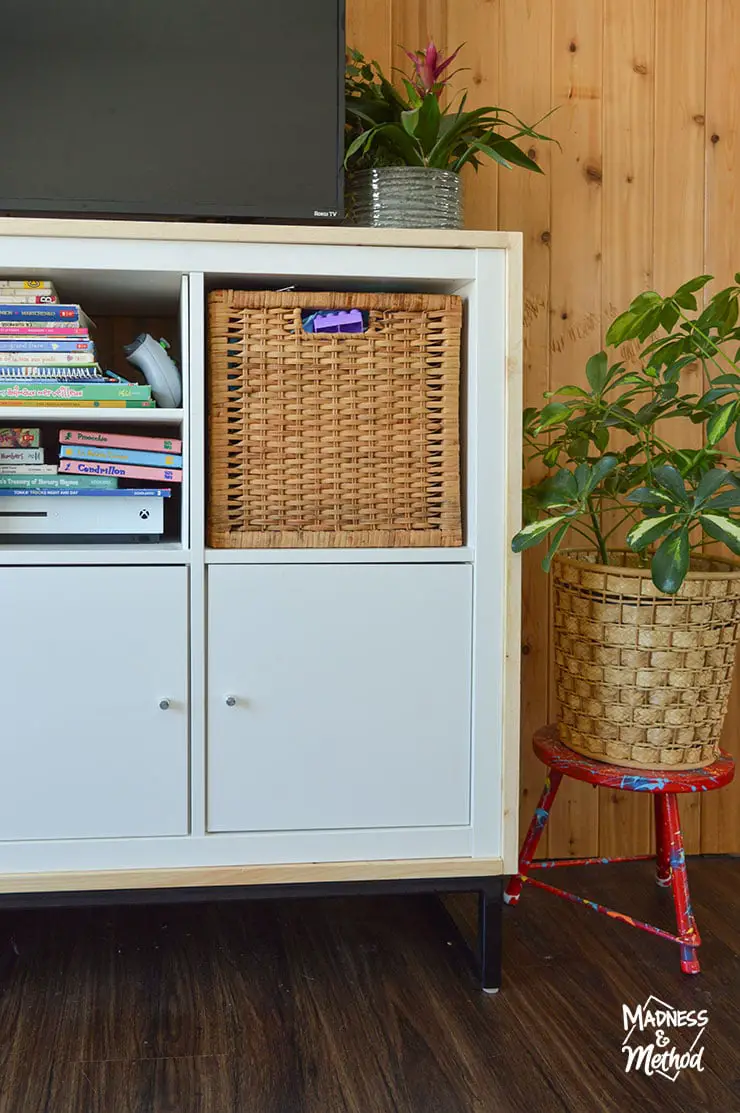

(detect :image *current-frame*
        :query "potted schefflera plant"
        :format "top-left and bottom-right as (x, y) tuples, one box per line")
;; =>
(513, 274), (740, 770)
(344, 42), (555, 229)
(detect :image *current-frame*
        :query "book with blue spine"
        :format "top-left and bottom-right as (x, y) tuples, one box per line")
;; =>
(60, 444), (183, 468)
(0, 488), (170, 497)
(0, 340), (94, 353)
(0, 305), (87, 324)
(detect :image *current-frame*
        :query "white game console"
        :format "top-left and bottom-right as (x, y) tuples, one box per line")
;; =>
(0, 494), (166, 535)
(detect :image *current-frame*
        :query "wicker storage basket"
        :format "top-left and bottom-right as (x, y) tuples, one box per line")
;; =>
(207, 290), (463, 548)
(553, 551), (740, 769)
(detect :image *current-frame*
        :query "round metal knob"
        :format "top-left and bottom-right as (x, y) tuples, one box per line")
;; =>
(159, 699), (171, 711)
(225, 696), (236, 707)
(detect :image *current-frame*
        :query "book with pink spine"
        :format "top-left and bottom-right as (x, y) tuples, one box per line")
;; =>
(59, 459), (182, 483)
(0, 327), (89, 338)
(59, 428), (182, 454)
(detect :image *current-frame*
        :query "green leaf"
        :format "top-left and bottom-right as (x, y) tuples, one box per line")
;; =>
(713, 373), (740, 385)
(543, 444), (561, 467)
(605, 292), (662, 346)
(734, 417), (740, 456)
(553, 385), (589, 397)
(568, 436), (590, 460)
(693, 468), (731, 507)
(626, 487), (670, 507)
(373, 123), (425, 165)
(585, 351), (609, 395)
(511, 515), (570, 554)
(653, 465), (689, 505)
(535, 402), (571, 431)
(592, 425), (609, 452)
(651, 528), (690, 594)
(585, 454), (619, 495)
(660, 301), (680, 332)
(700, 513), (740, 556)
(673, 274), (713, 310)
(401, 107), (420, 137)
(416, 93), (442, 153)
(706, 401), (737, 446)
(626, 513), (681, 553)
(542, 520), (570, 572)
(705, 489), (740, 511)
(344, 128), (375, 165)
(574, 463), (590, 497)
(472, 136), (543, 174)
(537, 469), (578, 507)
(401, 78), (423, 107)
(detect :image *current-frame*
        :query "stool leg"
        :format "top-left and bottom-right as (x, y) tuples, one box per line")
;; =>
(654, 794), (672, 887)
(659, 794), (701, 975)
(504, 769), (562, 907)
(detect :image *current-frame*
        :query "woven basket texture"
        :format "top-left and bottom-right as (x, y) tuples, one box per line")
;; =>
(553, 551), (740, 769)
(207, 290), (462, 548)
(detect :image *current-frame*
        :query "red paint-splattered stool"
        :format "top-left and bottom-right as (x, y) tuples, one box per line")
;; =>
(505, 725), (735, 975)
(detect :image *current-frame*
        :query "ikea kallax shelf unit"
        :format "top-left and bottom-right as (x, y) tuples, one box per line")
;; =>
(0, 219), (521, 989)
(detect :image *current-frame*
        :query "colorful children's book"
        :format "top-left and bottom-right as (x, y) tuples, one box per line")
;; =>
(0, 280), (56, 291)
(0, 368), (107, 381)
(59, 429), (182, 453)
(0, 341), (94, 353)
(0, 353), (97, 366)
(0, 428), (40, 447)
(0, 305), (84, 323)
(60, 444), (182, 468)
(0, 295), (58, 304)
(0, 448), (43, 464)
(0, 399), (155, 408)
(0, 328), (89, 338)
(0, 382), (150, 402)
(0, 473), (117, 489)
(0, 464), (57, 474)
(0, 487), (169, 497)
(59, 459), (181, 482)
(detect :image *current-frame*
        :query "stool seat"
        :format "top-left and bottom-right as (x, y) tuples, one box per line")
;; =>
(534, 726), (735, 794)
(506, 726), (737, 976)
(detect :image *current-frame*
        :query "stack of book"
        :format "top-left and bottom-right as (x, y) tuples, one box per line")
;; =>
(0, 279), (155, 408)
(0, 425), (170, 537)
(58, 428), (183, 484)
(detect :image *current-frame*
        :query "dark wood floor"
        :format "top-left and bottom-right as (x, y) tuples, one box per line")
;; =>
(0, 860), (738, 1113)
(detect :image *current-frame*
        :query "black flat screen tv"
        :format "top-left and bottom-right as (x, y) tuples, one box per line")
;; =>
(0, 0), (345, 222)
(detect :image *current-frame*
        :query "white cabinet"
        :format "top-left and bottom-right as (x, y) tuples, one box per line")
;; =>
(0, 566), (189, 841)
(207, 564), (473, 833)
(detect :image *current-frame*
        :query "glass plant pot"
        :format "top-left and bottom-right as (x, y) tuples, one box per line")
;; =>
(345, 167), (463, 230)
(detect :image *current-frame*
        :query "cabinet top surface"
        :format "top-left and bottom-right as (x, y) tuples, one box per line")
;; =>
(0, 217), (519, 252)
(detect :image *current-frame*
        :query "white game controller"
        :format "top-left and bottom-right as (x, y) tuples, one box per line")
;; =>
(124, 333), (182, 409)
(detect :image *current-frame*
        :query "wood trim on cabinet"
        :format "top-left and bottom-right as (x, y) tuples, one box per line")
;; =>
(0, 217), (519, 252)
(0, 857), (505, 894)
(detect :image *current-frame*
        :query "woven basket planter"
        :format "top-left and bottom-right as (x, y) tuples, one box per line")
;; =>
(553, 551), (740, 769)
(207, 290), (463, 549)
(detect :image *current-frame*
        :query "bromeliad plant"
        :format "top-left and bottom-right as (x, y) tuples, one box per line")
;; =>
(345, 41), (554, 173)
(512, 274), (740, 594)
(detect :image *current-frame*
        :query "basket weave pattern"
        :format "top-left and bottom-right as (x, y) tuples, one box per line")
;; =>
(207, 290), (463, 548)
(553, 552), (740, 769)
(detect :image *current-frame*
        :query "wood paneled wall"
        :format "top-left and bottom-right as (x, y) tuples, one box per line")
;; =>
(347, 0), (740, 856)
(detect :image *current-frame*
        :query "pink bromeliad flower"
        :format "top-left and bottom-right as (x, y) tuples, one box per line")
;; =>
(404, 40), (463, 99)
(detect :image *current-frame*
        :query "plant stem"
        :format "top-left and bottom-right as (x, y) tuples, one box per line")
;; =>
(676, 306), (738, 379)
(587, 497), (609, 565)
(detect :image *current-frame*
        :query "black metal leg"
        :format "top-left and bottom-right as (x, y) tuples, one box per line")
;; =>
(478, 878), (503, 993)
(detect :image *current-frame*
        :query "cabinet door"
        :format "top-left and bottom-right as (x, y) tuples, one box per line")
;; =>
(0, 566), (188, 841)
(207, 564), (472, 832)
